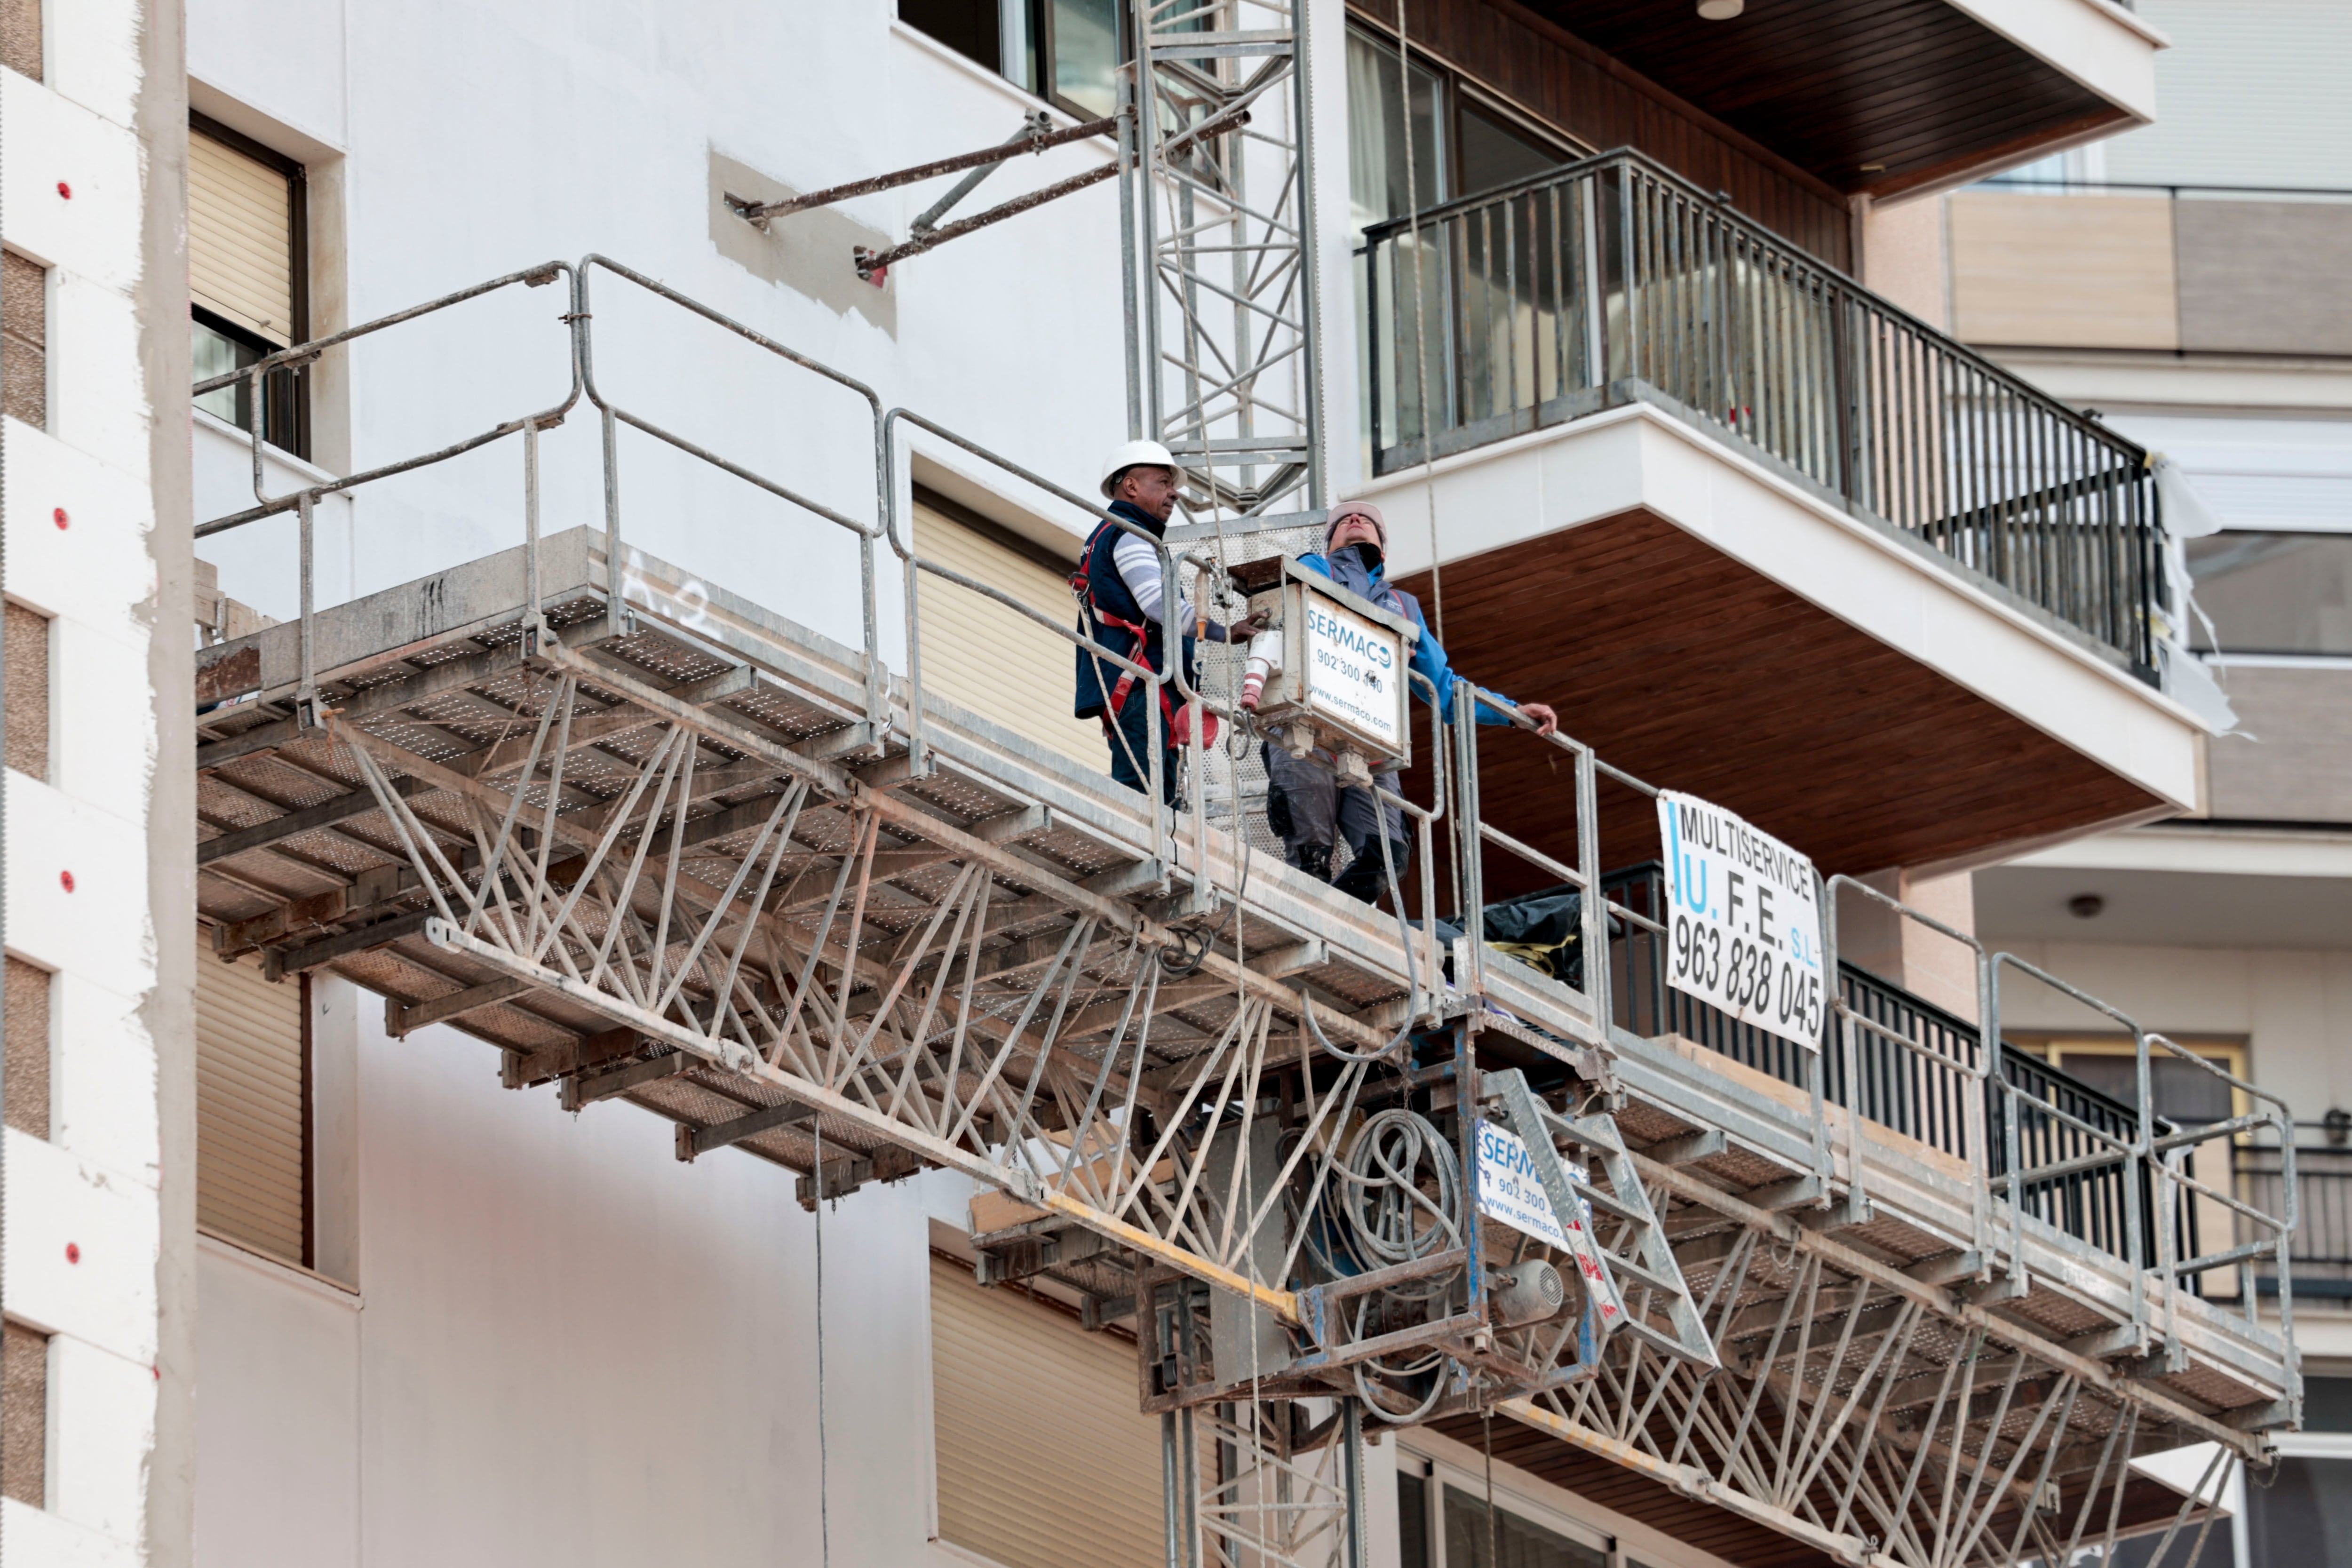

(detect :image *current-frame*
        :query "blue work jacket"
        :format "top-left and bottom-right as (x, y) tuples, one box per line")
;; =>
(1297, 545), (1517, 725)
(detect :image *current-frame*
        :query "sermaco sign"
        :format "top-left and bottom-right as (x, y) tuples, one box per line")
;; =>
(1302, 589), (1404, 751)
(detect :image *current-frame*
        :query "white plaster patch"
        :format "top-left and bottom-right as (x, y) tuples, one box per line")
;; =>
(2, 420), (160, 641)
(49, 1335), (158, 1542)
(2, 1128), (162, 1364)
(4, 775), (161, 998)
(0, 72), (144, 290)
(1, 1496), (143, 1567)
(51, 968), (162, 1183)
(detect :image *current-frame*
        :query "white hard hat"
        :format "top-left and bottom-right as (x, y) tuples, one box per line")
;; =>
(1099, 438), (1178, 499)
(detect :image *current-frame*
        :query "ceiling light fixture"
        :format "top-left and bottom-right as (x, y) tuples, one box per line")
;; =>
(1698, 0), (1745, 17)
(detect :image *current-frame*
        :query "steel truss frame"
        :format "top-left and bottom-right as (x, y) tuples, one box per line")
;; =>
(1510, 1163), (2242, 1568)
(189, 253), (2294, 1568)
(1126, 0), (1325, 519)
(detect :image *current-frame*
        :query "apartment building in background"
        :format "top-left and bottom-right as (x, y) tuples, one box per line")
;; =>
(2, 0), (2320, 1565)
(1875, 3), (2352, 1559)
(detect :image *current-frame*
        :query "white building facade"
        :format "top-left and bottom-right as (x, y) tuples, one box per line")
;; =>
(2, 0), (197, 1560)
(19, 0), (2302, 1565)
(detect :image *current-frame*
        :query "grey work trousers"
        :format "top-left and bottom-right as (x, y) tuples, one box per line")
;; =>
(1262, 742), (1407, 901)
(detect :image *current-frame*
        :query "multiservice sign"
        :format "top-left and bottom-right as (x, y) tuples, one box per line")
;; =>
(1473, 1119), (1624, 1329)
(1301, 587), (1404, 752)
(1656, 790), (1826, 1049)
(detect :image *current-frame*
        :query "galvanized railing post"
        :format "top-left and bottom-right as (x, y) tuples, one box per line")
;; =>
(1968, 927), (1995, 1269)
(2278, 1132), (2301, 1378)
(246, 362), (269, 502)
(1824, 870), (1866, 1222)
(887, 429), (925, 780)
(295, 489), (318, 728)
(1454, 682), (1484, 1001)
(2128, 1025), (2154, 1352)
(523, 417), (542, 638)
(600, 405), (624, 629)
(1574, 741), (1611, 1035)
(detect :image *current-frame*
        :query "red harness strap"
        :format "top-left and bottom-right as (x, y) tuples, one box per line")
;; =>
(1070, 530), (1177, 732)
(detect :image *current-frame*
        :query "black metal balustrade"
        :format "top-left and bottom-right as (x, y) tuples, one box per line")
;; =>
(1362, 150), (2165, 678)
(2240, 1137), (2352, 1299)
(1604, 863), (2192, 1271)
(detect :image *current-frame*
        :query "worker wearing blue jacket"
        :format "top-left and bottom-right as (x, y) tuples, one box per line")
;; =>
(1254, 500), (1557, 903)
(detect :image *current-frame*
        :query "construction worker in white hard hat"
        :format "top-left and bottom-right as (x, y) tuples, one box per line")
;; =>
(1248, 499), (1558, 903)
(1072, 440), (1267, 803)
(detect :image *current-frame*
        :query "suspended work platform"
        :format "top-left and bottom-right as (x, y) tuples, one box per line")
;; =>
(192, 521), (2298, 1568)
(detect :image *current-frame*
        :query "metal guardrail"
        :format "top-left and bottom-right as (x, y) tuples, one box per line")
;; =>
(2240, 1138), (2352, 1299)
(1437, 697), (2292, 1358)
(1999, 1044), (2198, 1283)
(192, 258), (2295, 1386)
(1361, 149), (2165, 677)
(187, 264), (2305, 1558)
(1603, 859), (2214, 1284)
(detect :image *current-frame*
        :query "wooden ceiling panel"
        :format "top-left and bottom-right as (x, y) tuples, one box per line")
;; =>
(1395, 509), (2161, 883)
(1427, 1413), (1840, 1567)
(1512, 0), (2130, 195)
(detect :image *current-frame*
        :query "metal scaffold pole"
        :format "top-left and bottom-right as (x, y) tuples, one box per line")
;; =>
(1126, 0), (1325, 523)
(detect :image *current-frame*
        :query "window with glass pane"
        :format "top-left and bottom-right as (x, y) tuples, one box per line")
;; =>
(1442, 1485), (1608, 1568)
(1457, 101), (1565, 199)
(1448, 103), (1572, 434)
(1347, 27), (1447, 461)
(192, 310), (273, 433)
(1345, 28), (1444, 235)
(2185, 530), (2352, 655)
(1050, 0), (1118, 117)
(190, 117), (306, 456)
(1400, 1470), (1432, 1568)
(2054, 1052), (2235, 1129)
(900, 0), (1003, 72)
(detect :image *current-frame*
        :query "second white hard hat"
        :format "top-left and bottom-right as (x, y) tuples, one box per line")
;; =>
(1099, 438), (1179, 498)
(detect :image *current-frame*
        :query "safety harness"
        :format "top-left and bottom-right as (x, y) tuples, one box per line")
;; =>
(1071, 517), (1179, 734)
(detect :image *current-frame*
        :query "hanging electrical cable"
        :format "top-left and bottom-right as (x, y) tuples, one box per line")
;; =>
(1394, 0), (1447, 645)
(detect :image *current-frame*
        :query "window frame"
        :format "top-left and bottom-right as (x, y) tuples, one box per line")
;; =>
(189, 109), (310, 460)
(2182, 526), (2352, 659)
(900, 0), (1125, 127)
(1344, 16), (1589, 215)
(1396, 1443), (1620, 1568)
(2012, 1035), (2251, 1129)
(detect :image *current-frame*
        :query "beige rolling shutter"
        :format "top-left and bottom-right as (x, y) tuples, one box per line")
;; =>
(913, 501), (1101, 771)
(196, 948), (306, 1265)
(931, 1254), (1165, 1568)
(190, 129), (294, 345)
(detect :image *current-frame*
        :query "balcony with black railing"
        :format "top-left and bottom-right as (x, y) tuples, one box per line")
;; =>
(1599, 862), (2202, 1276)
(2241, 1133), (2352, 1302)
(1361, 149), (2165, 679)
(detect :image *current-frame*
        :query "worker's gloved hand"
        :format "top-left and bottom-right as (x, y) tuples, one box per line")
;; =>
(1224, 611), (1271, 641)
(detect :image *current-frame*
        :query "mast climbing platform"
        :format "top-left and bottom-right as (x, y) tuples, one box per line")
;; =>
(193, 518), (2298, 1568)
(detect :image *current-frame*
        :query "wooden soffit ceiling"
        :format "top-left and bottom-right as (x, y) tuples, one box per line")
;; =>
(1515, 0), (2130, 197)
(1430, 1409), (2229, 1568)
(1395, 509), (2162, 885)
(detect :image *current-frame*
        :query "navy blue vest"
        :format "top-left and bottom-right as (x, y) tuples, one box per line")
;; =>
(1072, 501), (1195, 719)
